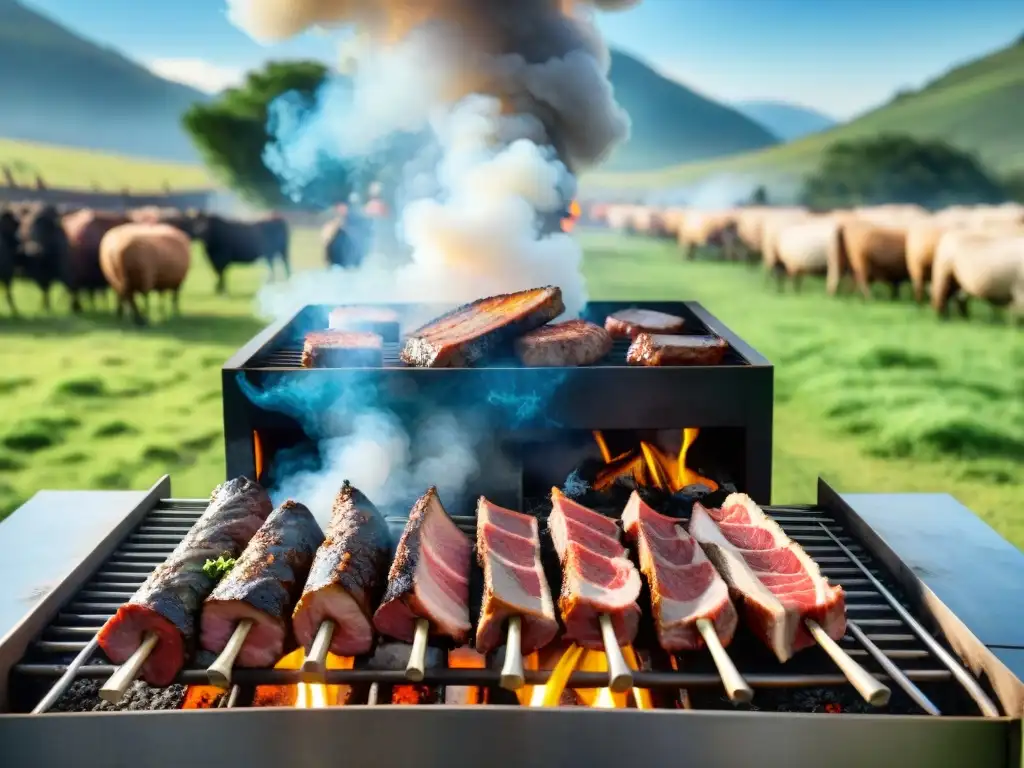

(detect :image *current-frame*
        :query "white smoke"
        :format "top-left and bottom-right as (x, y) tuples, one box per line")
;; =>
(272, 410), (480, 524)
(227, 0), (636, 513)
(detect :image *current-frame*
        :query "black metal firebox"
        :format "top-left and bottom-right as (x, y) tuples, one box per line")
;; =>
(222, 301), (774, 505)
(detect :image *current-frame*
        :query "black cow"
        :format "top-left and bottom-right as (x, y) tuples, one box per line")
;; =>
(0, 207), (20, 316)
(18, 204), (69, 312)
(191, 214), (290, 294)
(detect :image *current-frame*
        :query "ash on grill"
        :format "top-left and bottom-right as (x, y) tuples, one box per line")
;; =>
(50, 680), (188, 713)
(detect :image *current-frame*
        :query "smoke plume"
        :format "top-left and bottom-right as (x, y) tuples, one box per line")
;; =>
(227, 0), (636, 513)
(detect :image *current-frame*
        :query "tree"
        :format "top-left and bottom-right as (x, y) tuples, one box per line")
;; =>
(1003, 172), (1024, 204)
(800, 134), (1008, 211)
(749, 185), (769, 205)
(183, 60), (353, 210)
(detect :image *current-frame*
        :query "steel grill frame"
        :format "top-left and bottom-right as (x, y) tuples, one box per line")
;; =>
(9, 486), (1001, 717)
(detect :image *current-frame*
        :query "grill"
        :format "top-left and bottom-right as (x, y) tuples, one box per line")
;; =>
(4, 491), (997, 707)
(1, 478), (1020, 767)
(222, 301), (774, 503)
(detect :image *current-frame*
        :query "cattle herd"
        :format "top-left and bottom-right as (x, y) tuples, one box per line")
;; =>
(594, 202), (1024, 319)
(0, 203), (291, 324)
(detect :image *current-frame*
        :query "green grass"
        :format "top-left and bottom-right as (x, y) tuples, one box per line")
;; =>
(0, 138), (211, 191)
(0, 228), (1020, 549)
(586, 39), (1024, 190)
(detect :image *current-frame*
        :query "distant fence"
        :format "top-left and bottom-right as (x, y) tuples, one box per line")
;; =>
(0, 185), (214, 211)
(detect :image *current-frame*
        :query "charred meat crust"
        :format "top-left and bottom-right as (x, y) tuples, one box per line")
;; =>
(123, 477), (272, 641)
(400, 286), (566, 367)
(514, 319), (613, 367)
(207, 500), (324, 621)
(376, 489), (435, 608)
(626, 333), (729, 366)
(299, 482), (390, 620)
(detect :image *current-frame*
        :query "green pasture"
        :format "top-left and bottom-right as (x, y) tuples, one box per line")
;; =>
(0, 228), (1020, 549)
(0, 138), (211, 191)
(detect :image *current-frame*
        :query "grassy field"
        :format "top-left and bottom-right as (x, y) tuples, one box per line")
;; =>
(0, 138), (211, 191)
(586, 38), (1024, 190)
(0, 228), (1020, 549)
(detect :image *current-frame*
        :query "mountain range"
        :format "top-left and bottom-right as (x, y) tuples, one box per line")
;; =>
(732, 101), (836, 141)
(1, 0), (1021, 193)
(588, 35), (1024, 192)
(0, 0), (208, 163)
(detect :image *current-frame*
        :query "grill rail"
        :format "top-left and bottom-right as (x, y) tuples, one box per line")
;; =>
(12, 497), (1000, 717)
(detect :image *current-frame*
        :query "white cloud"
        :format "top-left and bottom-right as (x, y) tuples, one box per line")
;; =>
(147, 58), (245, 94)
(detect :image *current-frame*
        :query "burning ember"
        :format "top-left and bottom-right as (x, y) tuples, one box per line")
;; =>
(251, 648), (354, 708)
(519, 643), (652, 709)
(445, 647), (488, 705)
(593, 429), (718, 493)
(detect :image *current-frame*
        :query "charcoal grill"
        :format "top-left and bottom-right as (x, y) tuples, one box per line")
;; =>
(222, 301), (774, 505)
(1, 476), (1021, 768)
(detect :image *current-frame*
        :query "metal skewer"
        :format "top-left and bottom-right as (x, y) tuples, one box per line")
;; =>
(500, 616), (525, 691)
(806, 619), (890, 706)
(818, 523), (1000, 717)
(406, 618), (430, 682)
(846, 620), (939, 715)
(696, 618), (753, 704)
(598, 614), (633, 693)
(99, 631), (159, 703)
(207, 619), (253, 688)
(301, 621), (335, 681)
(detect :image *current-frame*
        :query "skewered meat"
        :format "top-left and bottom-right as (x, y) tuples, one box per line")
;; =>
(329, 306), (401, 342)
(293, 482), (391, 656)
(622, 492), (737, 651)
(201, 501), (324, 668)
(301, 330), (384, 368)
(514, 319), (613, 367)
(97, 478), (272, 686)
(604, 308), (685, 339)
(373, 488), (473, 644)
(400, 286), (565, 367)
(626, 333), (728, 366)
(548, 488), (641, 648)
(474, 498), (558, 655)
(689, 493), (846, 662)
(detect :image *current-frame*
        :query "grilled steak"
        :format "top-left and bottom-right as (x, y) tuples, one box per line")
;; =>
(514, 319), (612, 367)
(548, 488), (641, 649)
(689, 494), (846, 662)
(474, 498), (558, 655)
(626, 333), (728, 366)
(622, 492), (737, 652)
(301, 330), (384, 368)
(293, 482), (391, 657)
(372, 487), (473, 644)
(97, 478), (272, 686)
(400, 286), (565, 367)
(329, 306), (401, 343)
(201, 501), (324, 668)
(605, 308), (685, 339)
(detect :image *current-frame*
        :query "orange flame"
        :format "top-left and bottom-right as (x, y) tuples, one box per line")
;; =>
(251, 648), (354, 708)
(522, 643), (651, 709)
(592, 430), (718, 493)
(253, 430), (264, 483)
(561, 200), (581, 233)
(445, 647), (488, 705)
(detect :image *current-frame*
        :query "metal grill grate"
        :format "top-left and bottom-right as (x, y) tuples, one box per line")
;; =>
(248, 337), (748, 370)
(13, 499), (999, 716)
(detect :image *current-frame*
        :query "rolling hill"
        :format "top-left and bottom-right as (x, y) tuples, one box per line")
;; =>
(733, 101), (836, 141)
(0, 0), (208, 164)
(603, 50), (780, 172)
(588, 35), (1024, 192)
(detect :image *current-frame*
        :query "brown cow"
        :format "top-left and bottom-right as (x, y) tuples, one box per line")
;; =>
(828, 219), (911, 299)
(62, 209), (130, 312)
(99, 222), (191, 325)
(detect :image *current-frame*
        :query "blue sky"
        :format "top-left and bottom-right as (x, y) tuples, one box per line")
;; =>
(23, 0), (1024, 119)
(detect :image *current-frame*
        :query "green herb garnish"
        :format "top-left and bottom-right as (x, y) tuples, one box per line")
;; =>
(203, 555), (237, 580)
